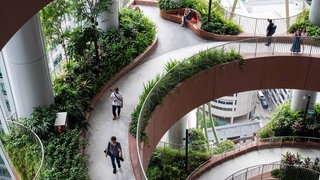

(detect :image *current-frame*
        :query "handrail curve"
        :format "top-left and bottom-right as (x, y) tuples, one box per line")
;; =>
(215, 0), (310, 35)
(4, 120), (45, 180)
(136, 36), (320, 180)
(187, 136), (320, 179)
(225, 161), (320, 180)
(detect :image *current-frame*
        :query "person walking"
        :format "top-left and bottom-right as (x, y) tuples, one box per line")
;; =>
(265, 19), (275, 46)
(110, 87), (123, 120)
(290, 29), (301, 54)
(105, 136), (123, 174)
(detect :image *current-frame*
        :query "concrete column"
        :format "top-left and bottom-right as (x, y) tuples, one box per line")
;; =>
(97, 0), (119, 31)
(290, 90), (318, 112)
(2, 14), (54, 119)
(168, 114), (187, 147)
(309, 0), (320, 26)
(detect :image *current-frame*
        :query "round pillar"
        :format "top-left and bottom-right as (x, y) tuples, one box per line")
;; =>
(168, 114), (188, 148)
(290, 90), (317, 112)
(97, 0), (119, 31)
(2, 14), (54, 118)
(309, 0), (320, 26)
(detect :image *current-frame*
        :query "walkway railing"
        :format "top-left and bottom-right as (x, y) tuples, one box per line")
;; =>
(216, 0), (309, 35)
(136, 37), (320, 180)
(187, 136), (320, 179)
(225, 161), (320, 180)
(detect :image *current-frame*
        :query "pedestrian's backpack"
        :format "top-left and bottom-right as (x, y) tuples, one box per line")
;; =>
(270, 24), (277, 35)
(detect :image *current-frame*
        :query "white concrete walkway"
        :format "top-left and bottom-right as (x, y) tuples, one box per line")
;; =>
(85, 5), (221, 180)
(198, 147), (320, 180)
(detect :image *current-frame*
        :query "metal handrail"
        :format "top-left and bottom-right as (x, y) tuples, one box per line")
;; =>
(225, 161), (320, 180)
(136, 36), (320, 180)
(215, 0), (310, 35)
(187, 136), (320, 179)
(4, 120), (45, 180)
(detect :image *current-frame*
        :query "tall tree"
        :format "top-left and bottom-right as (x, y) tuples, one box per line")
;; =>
(40, 0), (72, 67)
(70, 0), (113, 61)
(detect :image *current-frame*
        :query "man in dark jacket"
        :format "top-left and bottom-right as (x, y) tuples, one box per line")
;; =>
(265, 19), (274, 46)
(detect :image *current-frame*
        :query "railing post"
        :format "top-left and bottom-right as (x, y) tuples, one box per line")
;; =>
(309, 42), (313, 56)
(254, 19), (257, 36)
(272, 37), (276, 55)
(269, 137), (272, 147)
(308, 137), (310, 146)
(238, 41), (241, 54)
(260, 165), (264, 179)
(244, 167), (248, 180)
(254, 38), (258, 57)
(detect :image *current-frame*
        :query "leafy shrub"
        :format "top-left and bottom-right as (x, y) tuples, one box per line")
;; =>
(2, 132), (42, 180)
(271, 168), (282, 178)
(147, 146), (209, 179)
(131, 49), (243, 138)
(213, 139), (235, 154)
(158, 0), (185, 10)
(5, 8), (156, 180)
(289, 9), (320, 37)
(259, 102), (320, 138)
(19, 106), (57, 139)
(189, 128), (208, 152)
(158, 0), (241, 35)
(42, 129), (89, 179)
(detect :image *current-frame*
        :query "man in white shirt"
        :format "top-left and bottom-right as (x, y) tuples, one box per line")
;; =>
(110, 87), (123, 120)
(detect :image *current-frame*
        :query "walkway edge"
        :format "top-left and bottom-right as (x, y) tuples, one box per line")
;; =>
(187, 141), (320, 179)
(82, 35), (158, 155)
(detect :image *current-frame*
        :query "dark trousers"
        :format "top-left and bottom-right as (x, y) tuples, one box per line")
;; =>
(110, 154), (120, 170)
(112, 105), (121, 117)
(266, 35), (272, 45)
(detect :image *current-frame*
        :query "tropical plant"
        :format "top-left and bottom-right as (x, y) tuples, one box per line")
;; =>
(40, 0), (72, 66)
(157, 0), (241, 35)
(289, 9), (320, 37)
(1, 131), (42, 180)
(158, 0), (185, 10)
(281, 151), (296, 165)
(5, 8), (156, 179)
(19, 106), (57, 139)
(147, 146), (210, 179)
(131, 49), (243, 138)
(213, 139), (235, 154)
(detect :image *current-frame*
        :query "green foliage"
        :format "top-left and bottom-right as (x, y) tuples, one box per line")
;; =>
(158, 0), (185, 10)
(289, 9), (320, 37)
(259, 101), (320, 138)
(279, 151), (320, 180)
(42, 129), (89, 179)
(19, 106), (57, 139)
(40, 0), (72, 62)
(131, 49), (243, 138)
(189, 128), (208, 152)
(6, 8), (156, 180)
(70, 0), (112, 24)
(157, 0), (241, 35)
(271, 168), (282, 178)
(213, 139), (235, 154)
(147, 146), (209, 179)
(2, 131), (42, 180)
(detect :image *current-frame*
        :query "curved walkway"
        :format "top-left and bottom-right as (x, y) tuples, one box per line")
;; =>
(85, 5), (221, 179)
(198, 147), (320, 180)
(85, 5), (320, 180)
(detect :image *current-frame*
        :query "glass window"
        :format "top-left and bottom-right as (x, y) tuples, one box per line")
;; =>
(0, 83), (6, 96)
(5, 100), (10, 112)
